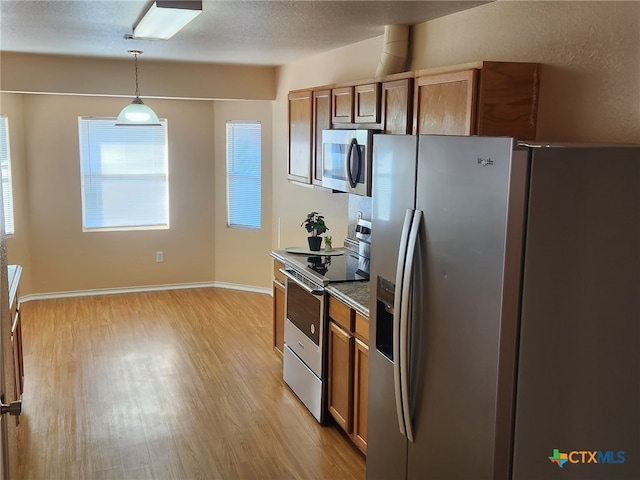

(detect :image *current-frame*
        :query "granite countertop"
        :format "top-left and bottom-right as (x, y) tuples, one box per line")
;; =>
(326, 281), (370, 318)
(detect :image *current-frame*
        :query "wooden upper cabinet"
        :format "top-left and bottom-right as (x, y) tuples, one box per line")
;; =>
(288, 62), (541, 187)
(288, 89), (313, 184)
(413, 62), (541, 140)
(475, 61), (540, 140)
(312, 89), (331, 186)
(414, 69), (478, 136)
(332, 83), (381, 126)
(332, 86), (354, 124)
(381, 78), (413, 134)
(354, 83), (380, 123)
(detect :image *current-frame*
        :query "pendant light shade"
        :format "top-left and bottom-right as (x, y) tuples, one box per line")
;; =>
(116, 50), (161, 126)
(116, 97), (161, 125)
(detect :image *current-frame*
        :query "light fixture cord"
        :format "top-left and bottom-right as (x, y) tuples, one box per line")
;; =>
(134, 53), (140, 97)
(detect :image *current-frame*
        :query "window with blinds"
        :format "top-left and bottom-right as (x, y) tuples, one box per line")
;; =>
(0, 115), (15, 236)
(226, 121), (261, 229)
(78, 117), (169, 231)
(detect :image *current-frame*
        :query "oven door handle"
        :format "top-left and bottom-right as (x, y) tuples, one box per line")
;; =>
(280, 269), (324, 296)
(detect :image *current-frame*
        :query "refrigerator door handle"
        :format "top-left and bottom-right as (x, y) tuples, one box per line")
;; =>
(393, 208), (414, 437)
(399, 209), (422, 443)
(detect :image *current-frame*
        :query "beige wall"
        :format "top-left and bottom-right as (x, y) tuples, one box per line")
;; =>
(14, 94), (217, 294)
(1, 92), (273, 295)
(2, 53), (276, 296)
(272, 37), (384, 251)
(212, 100), (273, 288)
(2, 94), (33, 293)
(1, 52), (276, 101)
(272, 1), (639, 250)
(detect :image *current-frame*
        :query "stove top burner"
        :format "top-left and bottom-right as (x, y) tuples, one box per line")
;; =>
(301, 251), (369, 283)
(274, 248), (370, 285)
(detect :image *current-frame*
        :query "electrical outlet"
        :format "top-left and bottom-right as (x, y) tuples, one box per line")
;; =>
(357, 211), (363, 221)
(156, 251), (164, 263)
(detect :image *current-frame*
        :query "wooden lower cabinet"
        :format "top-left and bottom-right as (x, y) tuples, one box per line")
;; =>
(272, 260), (286, 356)
(327, 295), (368, 454)
(11, 299), (23, 402)
(8, 265), (23, 427)
(328, 322), (353, 431)
(352, 338), (368, 452)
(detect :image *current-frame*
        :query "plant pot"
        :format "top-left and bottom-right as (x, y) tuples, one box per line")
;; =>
(307, 236), (322, 251)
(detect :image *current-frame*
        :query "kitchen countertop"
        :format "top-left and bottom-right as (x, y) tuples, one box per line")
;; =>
(8, 264), (22, 309)
(326, 281), (370, 318)
(272, 249), (370, 317)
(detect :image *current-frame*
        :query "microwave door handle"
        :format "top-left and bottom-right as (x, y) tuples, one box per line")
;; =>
(346, 138), (358, 188)
(353, 143), (362, 188)
(354, 141), (363, 184)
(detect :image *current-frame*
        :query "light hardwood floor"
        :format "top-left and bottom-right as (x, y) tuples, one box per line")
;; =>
(16, 288), (365, 479)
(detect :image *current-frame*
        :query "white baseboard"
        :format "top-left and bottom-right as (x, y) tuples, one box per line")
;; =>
(19, 281), (272, 303)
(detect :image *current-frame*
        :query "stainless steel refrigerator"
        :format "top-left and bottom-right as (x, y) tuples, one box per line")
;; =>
(367, 134), (639, 480)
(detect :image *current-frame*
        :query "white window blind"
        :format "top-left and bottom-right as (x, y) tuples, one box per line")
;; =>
(78, 117), (169, 231)
(0, 115), (15, 236)
(226, 121), (261, 229)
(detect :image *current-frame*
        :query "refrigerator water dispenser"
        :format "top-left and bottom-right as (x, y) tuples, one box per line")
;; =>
(376, 276), (395, 361)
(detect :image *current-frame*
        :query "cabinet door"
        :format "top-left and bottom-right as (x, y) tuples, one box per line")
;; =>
(475, 61), (540, 140)
(332, 86), (354, 124)
(312, 89), (331, 185)
(413, 69), (478, 136)
(272, 280), (285, 356)
(328, 321), (353, 432)
(381, 78), (413, 134)
(288, 90), (313, 184)
(329, 295), (354, 332)
(352, 338), (369, 453)
(354, 83), (380, 123)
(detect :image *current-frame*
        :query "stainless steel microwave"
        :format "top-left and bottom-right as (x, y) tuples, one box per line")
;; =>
(321, 129), (376, 196)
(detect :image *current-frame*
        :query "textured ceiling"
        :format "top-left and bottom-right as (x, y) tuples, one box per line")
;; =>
(0, 0), (491, 66)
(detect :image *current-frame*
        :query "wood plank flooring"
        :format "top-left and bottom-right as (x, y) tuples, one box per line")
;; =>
(16, 288), (365, 479)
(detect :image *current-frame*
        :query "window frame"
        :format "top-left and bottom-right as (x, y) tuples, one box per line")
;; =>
(0, 115), (15, 237)
(78, 116), (170, 232)
(226, 120), (262, 230)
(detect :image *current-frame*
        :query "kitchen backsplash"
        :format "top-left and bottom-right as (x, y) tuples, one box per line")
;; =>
(347, 194), (372, 240)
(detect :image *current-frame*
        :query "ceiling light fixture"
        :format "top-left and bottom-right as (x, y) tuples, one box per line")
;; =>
(116, 50), (161, 126)
(133, 0), (202, 40)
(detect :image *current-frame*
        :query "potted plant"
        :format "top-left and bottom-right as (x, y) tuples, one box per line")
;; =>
(301, 211), (329, 251)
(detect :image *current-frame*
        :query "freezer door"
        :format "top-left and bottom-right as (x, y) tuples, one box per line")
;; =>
(512, 146), (640, 479)
(408, 135), (525, 479)
(367, 134), (417, 480)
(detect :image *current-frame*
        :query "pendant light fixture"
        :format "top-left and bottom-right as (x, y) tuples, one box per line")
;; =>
(116, 50), (161, 126)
